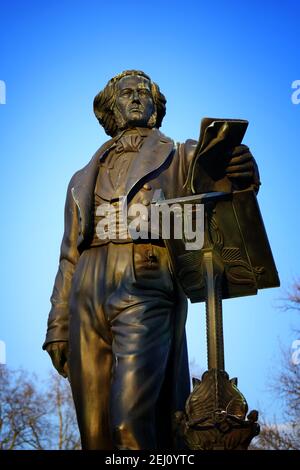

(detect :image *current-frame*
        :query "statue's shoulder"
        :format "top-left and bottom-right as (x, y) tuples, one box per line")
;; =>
(153, 129), (197, 152)
(183, 138), (197, 157)
(154, 128), (173, 144)
(175, 138), (198, 163)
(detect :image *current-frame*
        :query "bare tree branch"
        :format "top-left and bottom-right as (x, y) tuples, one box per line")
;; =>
(0, 366), (80, 449)
(253, 281), (300, 450)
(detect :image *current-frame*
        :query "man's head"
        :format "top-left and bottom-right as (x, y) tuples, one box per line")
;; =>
(93, 70), (166, 137)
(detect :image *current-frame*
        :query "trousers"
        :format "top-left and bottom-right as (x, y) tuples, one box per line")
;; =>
(68, 242), (186, 449)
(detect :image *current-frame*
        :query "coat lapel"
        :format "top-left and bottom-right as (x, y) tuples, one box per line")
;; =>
(71, 139), (114, 237)
(125, 129), (174, 198)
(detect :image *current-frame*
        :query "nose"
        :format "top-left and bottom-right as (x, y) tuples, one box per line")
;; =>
(132, 90), (140, 103)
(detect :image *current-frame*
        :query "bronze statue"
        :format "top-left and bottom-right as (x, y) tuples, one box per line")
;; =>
(43, 70), (260, 450)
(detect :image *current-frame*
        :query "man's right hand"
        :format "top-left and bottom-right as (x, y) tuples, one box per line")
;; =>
(45, 341), (69, 378)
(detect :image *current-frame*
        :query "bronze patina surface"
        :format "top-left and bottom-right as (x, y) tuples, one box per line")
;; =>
(43, 70), (274, 450)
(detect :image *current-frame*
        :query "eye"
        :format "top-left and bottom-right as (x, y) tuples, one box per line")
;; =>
(139, 89), (151, 97)
(120, 89), (131, 97)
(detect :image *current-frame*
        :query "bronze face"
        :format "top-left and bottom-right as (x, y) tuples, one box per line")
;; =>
(113, 75), (155, 130)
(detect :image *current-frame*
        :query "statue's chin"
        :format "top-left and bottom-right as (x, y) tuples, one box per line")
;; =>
(121, 119), (150, 130)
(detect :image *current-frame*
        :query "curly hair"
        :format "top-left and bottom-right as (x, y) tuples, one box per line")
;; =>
(93, 70), (166, 137)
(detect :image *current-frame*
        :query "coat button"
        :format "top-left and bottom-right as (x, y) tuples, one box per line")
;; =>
(143, 183), (152, 191)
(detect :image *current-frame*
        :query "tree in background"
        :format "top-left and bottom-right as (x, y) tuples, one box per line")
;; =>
(0, 366), (80, 449)
(252, 283), (300, 450)
(0, 366), (48, 449)
(46, 372), (80, 449)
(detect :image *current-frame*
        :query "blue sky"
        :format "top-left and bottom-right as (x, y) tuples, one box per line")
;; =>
(0, 0), (299, 423)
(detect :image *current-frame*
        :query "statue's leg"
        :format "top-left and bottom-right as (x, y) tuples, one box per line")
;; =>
(68, 330), (113, 449)
(68, 246), (114, 450)
(107, 243), (175, 450)
(68, 243), (184, 450)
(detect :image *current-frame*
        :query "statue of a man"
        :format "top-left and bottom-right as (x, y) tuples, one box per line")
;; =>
(43, 70), (260, 450)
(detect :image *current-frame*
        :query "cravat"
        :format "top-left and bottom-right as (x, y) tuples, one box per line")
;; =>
(114, 133), (144, 154)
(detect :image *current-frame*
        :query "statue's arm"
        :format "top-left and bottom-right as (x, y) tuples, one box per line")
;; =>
(43, 176), (80, 376)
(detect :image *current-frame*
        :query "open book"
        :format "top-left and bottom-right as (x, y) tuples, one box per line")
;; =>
(187, 117), (248, 193)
